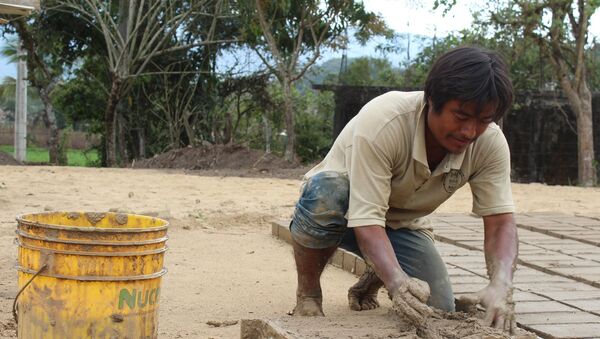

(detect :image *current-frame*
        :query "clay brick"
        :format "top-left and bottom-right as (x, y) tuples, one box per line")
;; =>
(515, 301), (574, 314)
(449, 275), (488, 284)
(541, 290), (600, 300)
(529, 323), (600, 338)
(567, 299), (600, 312)
(452, 283), (486, 294)
(520, 281), (597, 291)
(241, 319), (291, 338)
(342, 252), (357, 274)
(278, 224), (293, 244)
(554, 266), (600, 275)
(330, 250), (343, 268)
(516, 311), (600, 325)
(354, 257), (367, 277)
(512, 291), (547, 302)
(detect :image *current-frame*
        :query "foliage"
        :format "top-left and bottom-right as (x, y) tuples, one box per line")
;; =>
(335, 57), (404, 86)
(0, 76), (44, 117)
(57, 127), (70, 165)
(435, 0), (598, 186)
(294, 90), (334, 163)
(9, 0), (600, 172)
(238, 0), (389, 161)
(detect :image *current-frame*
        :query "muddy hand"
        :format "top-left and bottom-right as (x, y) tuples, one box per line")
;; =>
(348, 266), (384, 311)
(390, 277), (434, 327)
(458, 283), (516, 334)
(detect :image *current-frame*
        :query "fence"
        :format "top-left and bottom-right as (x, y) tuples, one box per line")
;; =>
(313, 85), (600, 185)
(0, 124), (100, 150)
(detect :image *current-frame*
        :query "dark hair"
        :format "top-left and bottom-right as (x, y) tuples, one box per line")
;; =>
(424, 46), (513, 121)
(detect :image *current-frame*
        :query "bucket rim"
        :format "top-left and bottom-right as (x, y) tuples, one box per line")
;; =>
(16, 211), (169, 233)
(15, 229), (169, 246)
(16, 266), (168, 281)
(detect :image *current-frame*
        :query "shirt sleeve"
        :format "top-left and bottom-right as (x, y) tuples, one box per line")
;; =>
(469, 131), (515, 216)
(346, 134), (393, 228)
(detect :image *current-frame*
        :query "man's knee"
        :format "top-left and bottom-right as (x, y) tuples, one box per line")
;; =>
(290, 171), (349, 249)
(299, 171), (349, 213)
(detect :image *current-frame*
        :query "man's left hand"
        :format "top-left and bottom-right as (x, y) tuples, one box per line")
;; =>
(458, 281), (515, 334)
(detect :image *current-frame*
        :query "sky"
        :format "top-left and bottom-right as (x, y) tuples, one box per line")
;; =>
(362, 0), (600, 38)
(362, 0), (485, 37)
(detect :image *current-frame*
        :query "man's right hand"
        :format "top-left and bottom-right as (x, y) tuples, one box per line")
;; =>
(353, 226), (434, 326)
(389, 277), (434, 327)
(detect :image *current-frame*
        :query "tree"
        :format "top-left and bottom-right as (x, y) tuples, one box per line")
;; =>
(240, 0), (389, 161)
(440, 0), (598, 186)
(337, 57), (404, 86)
(0, 76), (44, 120)
(1, 12), (69, 164)
(55, 0), (231, 166)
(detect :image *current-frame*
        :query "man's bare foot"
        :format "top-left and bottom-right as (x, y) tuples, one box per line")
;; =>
(291, 295), (324, 316)
(348, 266), (384, 311)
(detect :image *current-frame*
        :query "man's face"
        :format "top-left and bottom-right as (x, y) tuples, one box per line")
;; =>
(426, 99), (496, 154)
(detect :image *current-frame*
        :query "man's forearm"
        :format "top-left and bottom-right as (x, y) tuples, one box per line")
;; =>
(353, 225), (407, 292)
(483, 213), (518, 285)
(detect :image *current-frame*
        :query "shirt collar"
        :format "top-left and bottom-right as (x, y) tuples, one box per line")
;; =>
(413, 101), (466, 175)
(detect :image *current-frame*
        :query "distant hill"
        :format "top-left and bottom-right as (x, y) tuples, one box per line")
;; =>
(298, 32), (432, 89)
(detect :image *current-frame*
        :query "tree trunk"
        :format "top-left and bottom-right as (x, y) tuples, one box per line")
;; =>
(138, 128), (146, 159)
(560, 79), (596, 186)
(39, 83), (61, 165)
(223, 110), (233, 144)
(182, 110), (195, 147)
(117, 111), (129, 164)
(574, 82), (596, 186)
(552, 53), (597, 186)
(282, 79), (295, 162)
(105, 78), (122, 167)
(263, 115), (271, 153)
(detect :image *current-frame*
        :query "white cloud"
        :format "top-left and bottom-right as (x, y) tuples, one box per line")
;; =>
(363, 0), (600, 38)
(362, 0), (482, 37)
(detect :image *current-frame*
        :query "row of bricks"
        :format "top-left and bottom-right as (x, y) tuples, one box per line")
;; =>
(272, 218), (600, 338)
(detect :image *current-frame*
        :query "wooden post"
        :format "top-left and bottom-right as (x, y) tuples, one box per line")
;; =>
(13, 38), (27, 162)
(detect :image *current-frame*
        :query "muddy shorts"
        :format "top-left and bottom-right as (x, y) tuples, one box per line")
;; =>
(290, 170), (455, 311)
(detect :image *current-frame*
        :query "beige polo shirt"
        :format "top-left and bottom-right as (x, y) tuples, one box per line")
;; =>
(304, 91), (514, 235)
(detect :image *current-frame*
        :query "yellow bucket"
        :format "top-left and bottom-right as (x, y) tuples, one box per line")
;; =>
(14, 211), (169, 339)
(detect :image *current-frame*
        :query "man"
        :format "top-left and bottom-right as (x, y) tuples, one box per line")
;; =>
(289, 46), (518, 333)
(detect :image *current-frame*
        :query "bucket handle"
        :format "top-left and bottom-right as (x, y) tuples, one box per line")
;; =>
(12, 264), (47, 324)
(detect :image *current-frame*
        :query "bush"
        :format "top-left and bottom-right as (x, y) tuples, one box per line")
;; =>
(294, 112), (332, 163)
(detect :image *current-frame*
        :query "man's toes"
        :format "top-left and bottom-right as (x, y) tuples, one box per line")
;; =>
(348, 290), (363, 311)
(348, 297), (362, 311)
(361, 297), (380, 310)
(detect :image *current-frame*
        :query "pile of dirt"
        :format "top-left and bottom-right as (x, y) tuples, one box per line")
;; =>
(132, 144), (312, 179)
(0, 151), (21, 166)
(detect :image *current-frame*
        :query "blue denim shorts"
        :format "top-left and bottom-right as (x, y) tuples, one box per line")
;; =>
(290, 171), (350, 249)
(290, 170), (455, 311)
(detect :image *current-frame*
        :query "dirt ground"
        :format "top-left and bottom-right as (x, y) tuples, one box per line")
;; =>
(1, 164), (600, 338)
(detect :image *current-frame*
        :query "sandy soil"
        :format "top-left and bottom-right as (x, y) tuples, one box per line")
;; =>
(1, 165), (600, 338)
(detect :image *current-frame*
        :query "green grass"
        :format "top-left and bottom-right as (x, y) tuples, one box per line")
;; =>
(0, 145), (99, 167)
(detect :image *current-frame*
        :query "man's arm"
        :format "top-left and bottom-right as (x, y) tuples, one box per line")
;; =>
(354, 225), (433, 325)
(483, 212), (518, 292)
(461, 212), (518, 332)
